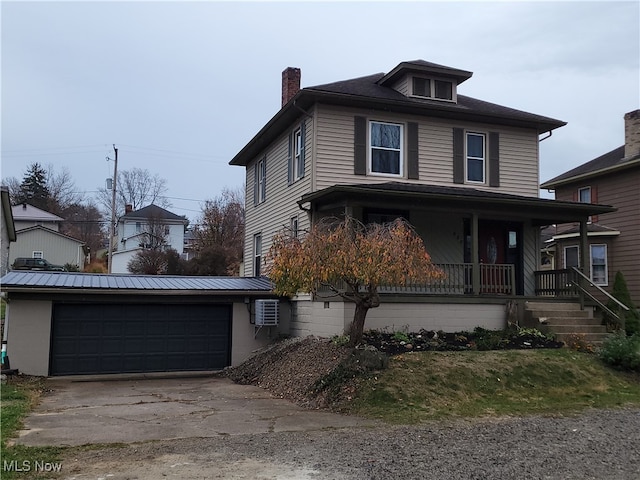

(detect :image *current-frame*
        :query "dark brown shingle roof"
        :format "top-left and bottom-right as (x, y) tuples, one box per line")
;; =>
(541, 146), (640, 188)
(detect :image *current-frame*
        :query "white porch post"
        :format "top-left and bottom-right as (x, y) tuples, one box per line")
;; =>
(472, 213), (480, 294)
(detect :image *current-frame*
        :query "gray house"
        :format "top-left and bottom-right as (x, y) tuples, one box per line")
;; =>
(230, 60), (613, 336)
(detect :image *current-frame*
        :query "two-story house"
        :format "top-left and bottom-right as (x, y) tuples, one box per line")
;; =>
(231, 60), (613, 337)
(9, 203), (87, 270)
(111, 204), (188, 274)
(541, 110), (640, 307)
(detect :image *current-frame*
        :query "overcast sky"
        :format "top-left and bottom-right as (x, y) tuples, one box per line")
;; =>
(2, 0), (639, 221)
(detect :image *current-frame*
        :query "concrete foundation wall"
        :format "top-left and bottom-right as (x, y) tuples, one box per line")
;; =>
(289, 298), (507, 338)
(6, 299), (52, 376)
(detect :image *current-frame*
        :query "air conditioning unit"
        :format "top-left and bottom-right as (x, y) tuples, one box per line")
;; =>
(255, 299), (279, 326)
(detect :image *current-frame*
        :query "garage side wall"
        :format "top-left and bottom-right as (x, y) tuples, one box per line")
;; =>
(231, 301), (291, 366)
(6, 299), (52, 376)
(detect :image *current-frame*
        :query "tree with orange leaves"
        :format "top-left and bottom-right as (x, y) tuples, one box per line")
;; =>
(267, 216), (444, 346)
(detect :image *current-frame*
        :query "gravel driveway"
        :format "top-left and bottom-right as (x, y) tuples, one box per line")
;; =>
(61, 408), (640, 480)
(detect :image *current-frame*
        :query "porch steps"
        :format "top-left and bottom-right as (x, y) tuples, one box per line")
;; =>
(523, 301), (609, 347)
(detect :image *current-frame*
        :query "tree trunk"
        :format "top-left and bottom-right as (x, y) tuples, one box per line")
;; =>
(348, 302), (369, 347)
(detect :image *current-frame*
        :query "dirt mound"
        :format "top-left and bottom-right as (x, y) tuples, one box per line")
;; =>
(226, 336), (353, 407)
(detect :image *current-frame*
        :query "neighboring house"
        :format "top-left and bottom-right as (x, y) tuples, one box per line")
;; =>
(9, 226), (87, 270)
(12, 203), (63, 231)
(8, 203), (87, 270)
(1, 187), (17, 276)
(541, 109), (640, 307)
(230, 60), (613, 336)
(111, 204), (188, 273)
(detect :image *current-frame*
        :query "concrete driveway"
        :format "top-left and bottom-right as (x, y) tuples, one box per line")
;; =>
(15, 376), (376, 447)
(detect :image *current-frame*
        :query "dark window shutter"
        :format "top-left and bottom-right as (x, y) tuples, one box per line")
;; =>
(489, 132), (500, 187)
(253, 163), (258, 206)
(591, 185), (598, 223)
(354, 116), (367, 175)
(407, 122), (419, 180)
(262, 157), (266, 200)
(299, 121), (306, 178)
(287, 132), (293, 185)
(453, 128), (464, 184)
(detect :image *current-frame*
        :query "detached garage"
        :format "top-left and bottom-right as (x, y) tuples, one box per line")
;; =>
(1, 272), (286, 376)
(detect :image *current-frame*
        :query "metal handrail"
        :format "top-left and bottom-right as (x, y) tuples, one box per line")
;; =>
(571, 267), (629, 311)
(570, 280), (621, 323)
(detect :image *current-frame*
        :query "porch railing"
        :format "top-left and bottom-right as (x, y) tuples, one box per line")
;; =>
(317, 263), (515, 296)
(534, 269), (578, 297)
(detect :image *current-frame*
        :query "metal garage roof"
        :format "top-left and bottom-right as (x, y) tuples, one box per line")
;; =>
(0, 271), (274, 293)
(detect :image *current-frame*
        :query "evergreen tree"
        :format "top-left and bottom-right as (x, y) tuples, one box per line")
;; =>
(15, 163), (51, 210)
(607, 271), (640, 336)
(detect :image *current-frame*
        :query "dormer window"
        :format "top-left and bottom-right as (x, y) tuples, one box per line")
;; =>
(412, 76), (454, 101)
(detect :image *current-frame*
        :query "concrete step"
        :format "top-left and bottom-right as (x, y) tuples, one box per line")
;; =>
(538, 316), (602, 326)
(528, 309), (591, 319)
(540, 324), (607, 334)
(525, 301), (582, 311)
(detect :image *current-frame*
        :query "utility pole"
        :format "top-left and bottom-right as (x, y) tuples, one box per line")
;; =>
(108, 144), (118, 274)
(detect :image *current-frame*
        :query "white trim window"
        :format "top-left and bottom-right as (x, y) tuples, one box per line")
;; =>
(293, 127), (304, 181)
(32, 251), (44, 259)
(466, 132), (486, 183)
(578, 186), (591, 203)
(253, 233), (262, 276)
(590, 244), (608, 286)
(564, 245), (579, 269)
(254, 157), (266, 204)
(369, 121), (403, 176)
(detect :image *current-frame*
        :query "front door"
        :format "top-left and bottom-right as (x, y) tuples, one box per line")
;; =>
(477, 221), (523, 295)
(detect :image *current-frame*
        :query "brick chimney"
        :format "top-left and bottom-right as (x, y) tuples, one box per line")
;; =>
(624, 109), (640, 159)
(125, 204), (133, 214)
(282, 67), (301, 107)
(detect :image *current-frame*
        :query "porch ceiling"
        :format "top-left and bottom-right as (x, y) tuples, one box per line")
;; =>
(299, 182), (616, 225)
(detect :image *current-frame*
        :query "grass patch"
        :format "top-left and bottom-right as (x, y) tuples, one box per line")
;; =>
(345, 349), (640, 423)
(1, 377), (63, 479)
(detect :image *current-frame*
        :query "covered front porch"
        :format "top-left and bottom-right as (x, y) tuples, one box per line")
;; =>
(300, 182), (616, 299)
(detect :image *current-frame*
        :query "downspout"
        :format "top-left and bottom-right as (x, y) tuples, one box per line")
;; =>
(539, 130), (553, 142)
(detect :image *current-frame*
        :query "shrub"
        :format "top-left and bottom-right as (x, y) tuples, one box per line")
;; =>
(606, 271), (640, 336)
(598, 332), (640, 371)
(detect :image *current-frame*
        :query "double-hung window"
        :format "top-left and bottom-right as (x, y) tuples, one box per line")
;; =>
(466, 132), (485, 183)
(254, 234), (262, 276)
(370, 121), (403, 176)
(32, 251), (43, 259)
(590, 244), (607, 285)
(293, 128), (304, 181)
(578, 187), (591, 203)
(254, 157), (266, 204)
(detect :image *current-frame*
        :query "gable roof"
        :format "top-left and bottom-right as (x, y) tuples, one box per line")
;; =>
(541, 146), (640, 188)
(121, 204), (187, 223)
(230, 60), (566, 167)
(12, 203), (64, 222)
(0, 271), (274, 295)
(16, 225), (85, 245)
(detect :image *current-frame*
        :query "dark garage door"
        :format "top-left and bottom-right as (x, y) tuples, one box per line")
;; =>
(50, 303), (232, 375)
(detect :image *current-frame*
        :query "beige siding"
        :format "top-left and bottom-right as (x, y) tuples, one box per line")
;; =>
(412, 213), (464, 263)
(243, 115), (314, 275)
(9, 229), (85, 268)
(6, 300), (52, 376)
(314, 105), (540, 197)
